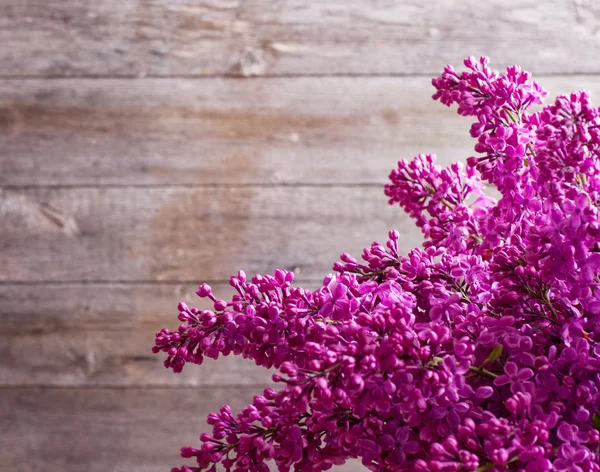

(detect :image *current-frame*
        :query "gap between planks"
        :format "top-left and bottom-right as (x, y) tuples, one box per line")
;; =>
(0, 72), (596, 80)
(0, 279), (325, 286)
(0, 183), (384, 190)
(2, 75), (595, 187)
(0, 384), (271, 390)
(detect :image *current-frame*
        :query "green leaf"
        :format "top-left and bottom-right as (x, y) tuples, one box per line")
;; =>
(483, 345), (503, 366)
(475, 463), (494, 472)
(593, 412), (600, 431)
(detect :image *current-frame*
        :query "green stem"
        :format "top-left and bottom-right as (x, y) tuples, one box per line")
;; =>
(469, 365), (498, 380)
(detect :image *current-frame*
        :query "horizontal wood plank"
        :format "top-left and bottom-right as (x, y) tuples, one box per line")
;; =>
(0, 186), (423, 282)
(0, 283), (327, 387)
(0, 77), (468, 186)
(1, 0), (600, 77)
(0, 386), (365, 471)
(2, 76), (600, 187)
(6, 3), (599, 471)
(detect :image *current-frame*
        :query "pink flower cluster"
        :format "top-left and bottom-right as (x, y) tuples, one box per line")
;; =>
(154, 57), (600, 471)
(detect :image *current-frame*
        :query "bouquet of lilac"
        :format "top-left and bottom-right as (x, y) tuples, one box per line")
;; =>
(153, 57), (600, 471)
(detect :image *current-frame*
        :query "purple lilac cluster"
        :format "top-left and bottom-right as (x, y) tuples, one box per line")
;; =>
(154, 57), (600, 471)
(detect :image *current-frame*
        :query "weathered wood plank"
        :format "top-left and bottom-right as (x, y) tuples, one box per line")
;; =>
(2, 76), (599, 187)
(0, 77), (468, 186)
(0, 387), (365, 471)
(0, 186), (423, 282)
(1, 0), (599, 77)
(0, 283), (328, 387)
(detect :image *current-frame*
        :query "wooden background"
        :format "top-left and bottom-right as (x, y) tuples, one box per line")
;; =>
(2, 1), (600, 470)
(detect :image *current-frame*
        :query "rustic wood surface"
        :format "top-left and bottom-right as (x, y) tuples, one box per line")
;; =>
(0, 186), (421, 282)
(1, 1), (599, 470)
(1, 77), (598, 186)
(0, 387), (365, 472)
(0, 283), (276, 386)
(2, 0), (600, 77)
(0, 77), (468, 186)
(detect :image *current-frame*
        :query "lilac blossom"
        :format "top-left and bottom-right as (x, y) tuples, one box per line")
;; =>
(153, 57), (600, 471)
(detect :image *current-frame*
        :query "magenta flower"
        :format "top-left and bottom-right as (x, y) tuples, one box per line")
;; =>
(377, 426), (420, 464)
(155, 57), (600, 472)
(494, 361), (534, 388)
(554, 444), (589, 472)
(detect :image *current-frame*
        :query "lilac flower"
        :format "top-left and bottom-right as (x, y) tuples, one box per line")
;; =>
(377, 425), (420, 464)
(554, 444), (589, 472)
(557, 423), (589, 448)
(154, 57), (600, 472)
(494, 361), (534, 389)
(431, 402), (470, 430)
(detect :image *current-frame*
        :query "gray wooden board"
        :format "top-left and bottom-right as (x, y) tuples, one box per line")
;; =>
(0, 77), (469, 186)
(0, 386), (365, 471)
(0, 282), (327, 387)
(1, 0), (600, 76)
(0, 186), (424, 282)
(3, 2), (599, 470)
(1, 76), (600, 186)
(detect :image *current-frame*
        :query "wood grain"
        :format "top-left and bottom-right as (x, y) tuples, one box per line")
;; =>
(2, 0), (600, 77)
(0, 386), (365, 471)
(0, 77), (469, 186)
(0, 186), (423, 283)
(2, 76), (599, 187)
(0, 282), (319, 387)
(4, 1), (599, 471)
